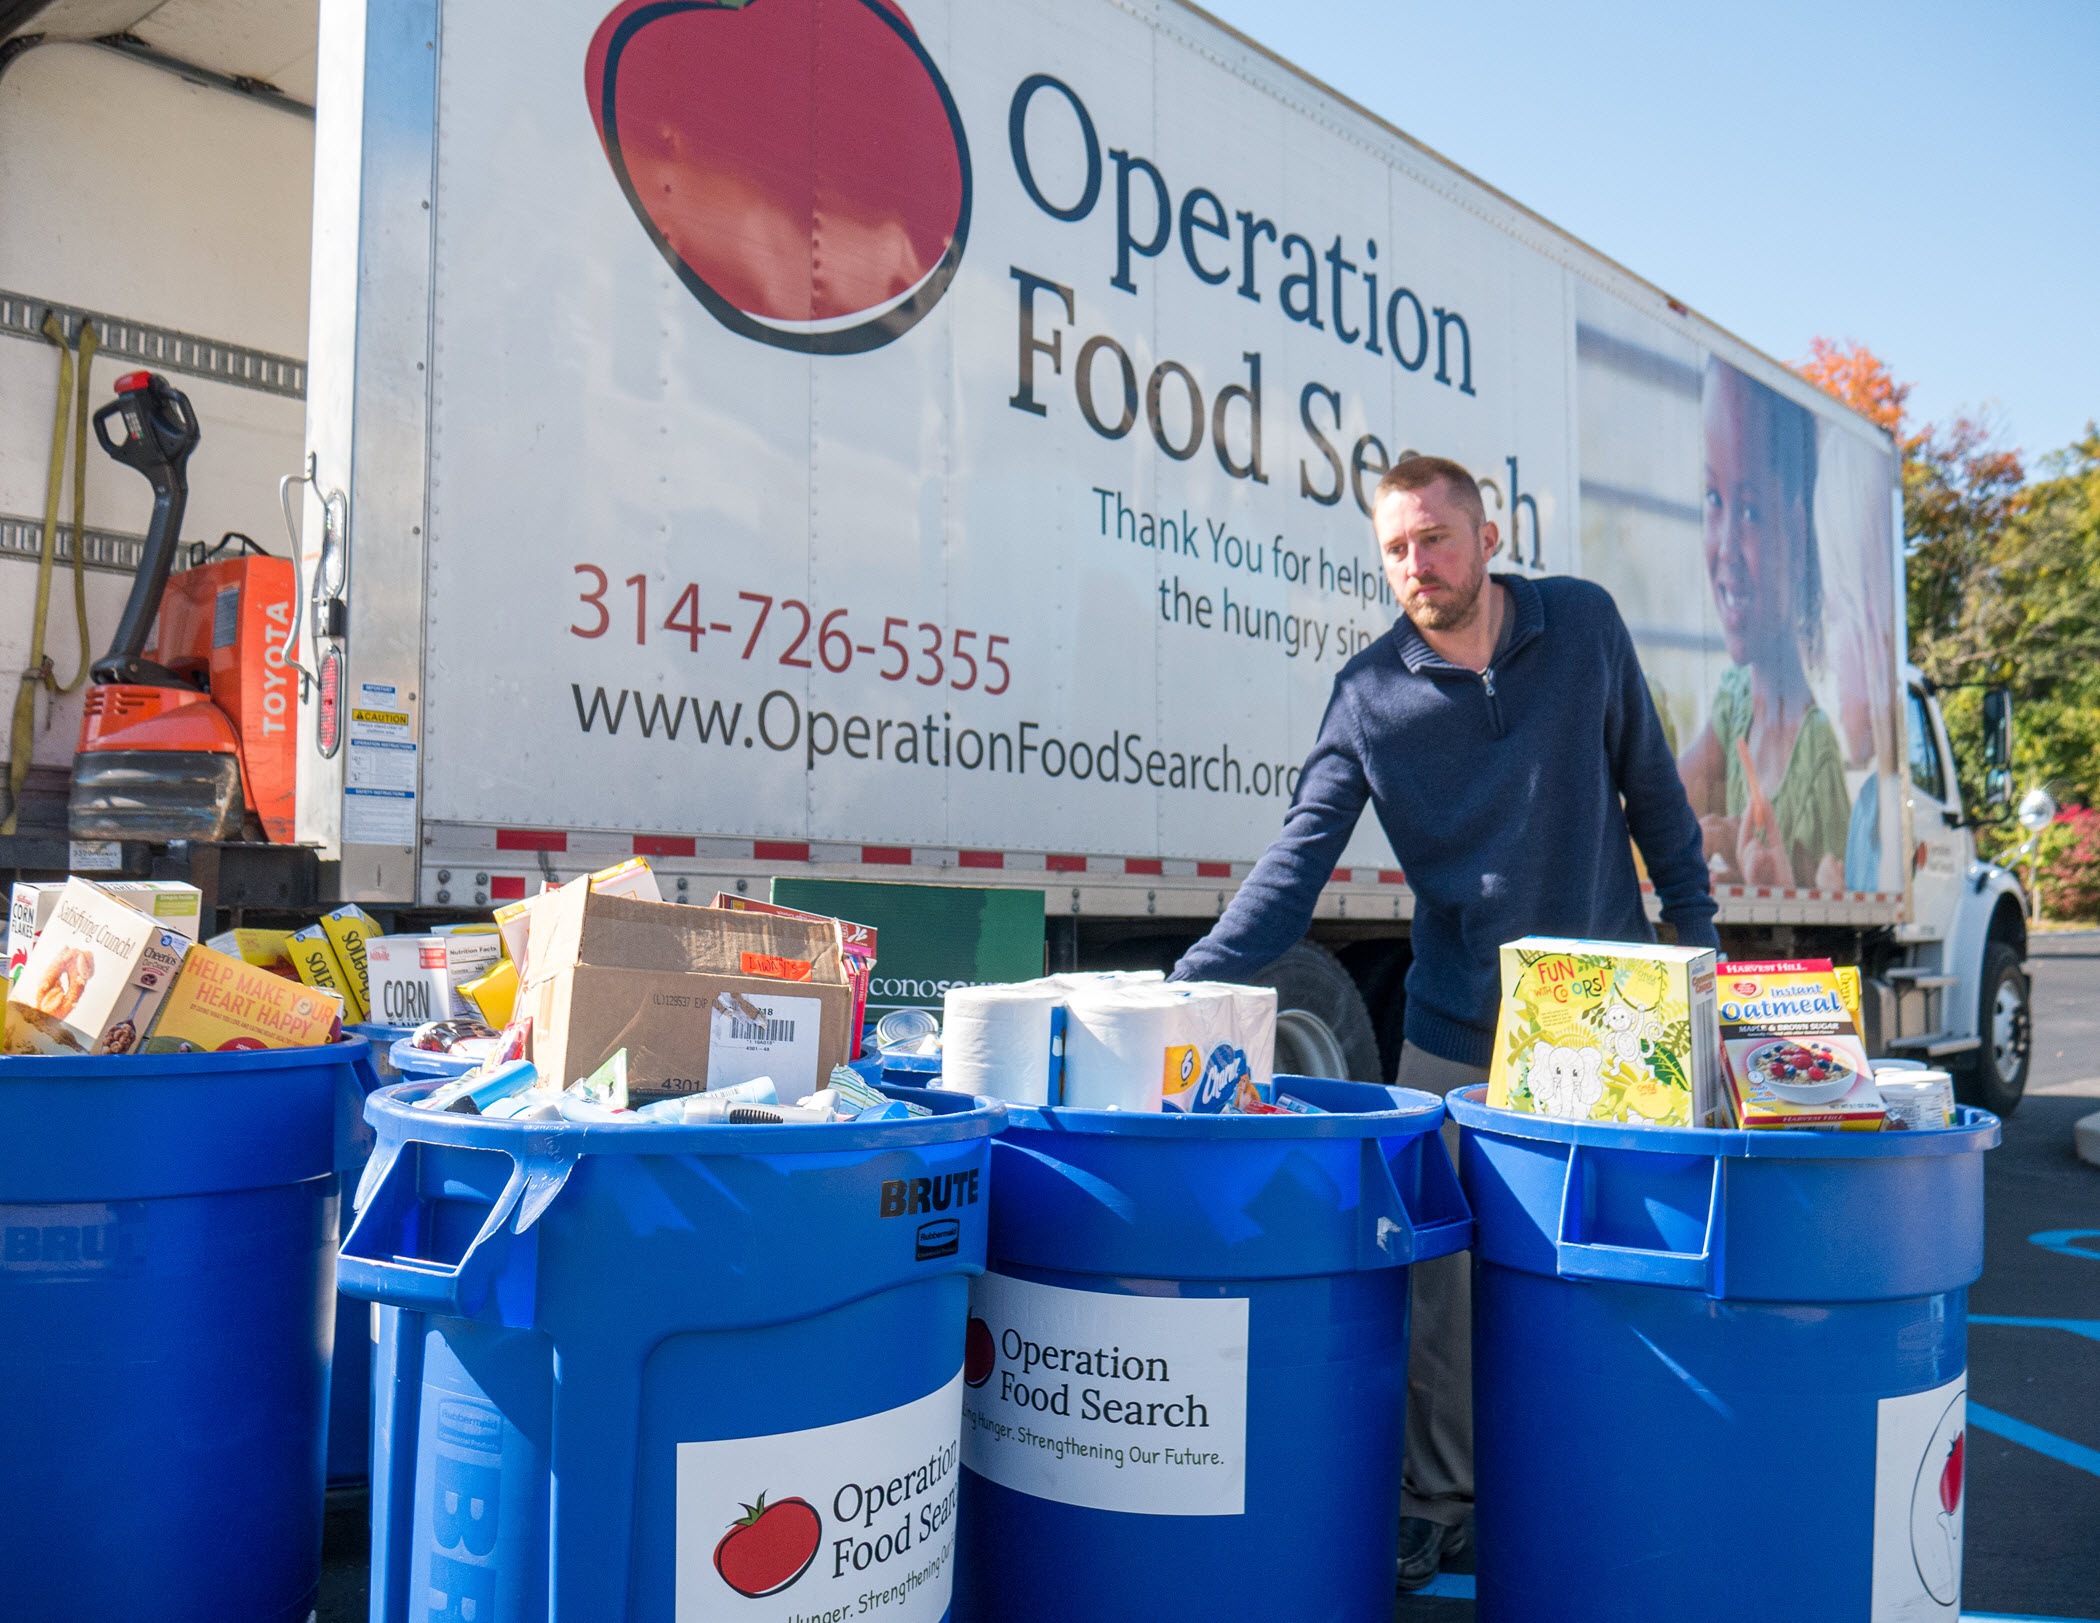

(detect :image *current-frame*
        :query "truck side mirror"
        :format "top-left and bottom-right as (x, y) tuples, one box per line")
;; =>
(1982, 687), (2012, 770)
(1985, 767), (2012, 809)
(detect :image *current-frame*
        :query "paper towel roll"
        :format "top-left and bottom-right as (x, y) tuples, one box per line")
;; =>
(1060, 987), (1194, 1111)
(942, 984), (1060, 1104)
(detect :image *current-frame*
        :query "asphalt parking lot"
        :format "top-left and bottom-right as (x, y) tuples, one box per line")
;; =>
(319, 938), (2098, 1622)
(1397, 929), (2100, 1622)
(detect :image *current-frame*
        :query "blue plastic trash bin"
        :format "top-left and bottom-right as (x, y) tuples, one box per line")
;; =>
(388, 1032), (480, 1082)
(1448, 1085), (2001, 1622)
(0, 1037), (370, 1623)
(329, 1023), (411, 1486)
(954, 1075), (1471, 1623)
(341, 1077), (1003, 1621)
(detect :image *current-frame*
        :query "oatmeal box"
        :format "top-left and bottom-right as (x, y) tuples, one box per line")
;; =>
(1717, 959), (1884, 1130)
(1486, 937), (1722, 1128)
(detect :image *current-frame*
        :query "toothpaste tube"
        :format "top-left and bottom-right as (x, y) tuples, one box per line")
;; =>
(1273, 1093), (1326, 1115)
(568, 1048), (628, 1110)
(558, 1095), (632, 1125)
(796, 1089), (841, 1117)
(420, 1058), (539, 1115)
(681, 1098), (832, 1124)
(709, 1076), (778, 1106)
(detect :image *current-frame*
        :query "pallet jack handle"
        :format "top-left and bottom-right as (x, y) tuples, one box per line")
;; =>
(90, 370), (199, 687)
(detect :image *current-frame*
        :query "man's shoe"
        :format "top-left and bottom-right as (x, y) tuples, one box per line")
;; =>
(1395, 1515), (1472, 1593)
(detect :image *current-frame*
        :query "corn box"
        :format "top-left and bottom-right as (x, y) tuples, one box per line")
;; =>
(144, 945), (342, 1052)
(1487, 937), (1723, 1128)
(1716, 960), (1885, 1130)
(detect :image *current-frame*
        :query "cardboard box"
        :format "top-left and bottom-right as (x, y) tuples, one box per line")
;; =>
(494, 859), (662, 980)
(144, 945), (343, 1052)
(1717, 959), (1885, 1131)
(519, 888), (852, 1103)
(714, 892), (877, 1045)
(317, 904), (380, 1017)
(288, 923), (366, 1022)
(4, 878), (190, 1055)
(1487, 937), (1722, 1128)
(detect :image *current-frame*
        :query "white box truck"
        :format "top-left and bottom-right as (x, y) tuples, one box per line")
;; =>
(0, 0), (2033, 1110)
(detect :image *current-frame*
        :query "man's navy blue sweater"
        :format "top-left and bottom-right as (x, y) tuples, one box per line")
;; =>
(1173, 573), (1720, 1069)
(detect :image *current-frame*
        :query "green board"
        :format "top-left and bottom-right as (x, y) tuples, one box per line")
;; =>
(770, 878), (1046, 1015)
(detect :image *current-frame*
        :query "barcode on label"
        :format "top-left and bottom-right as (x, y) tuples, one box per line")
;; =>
(727, 1018), (795, 1043)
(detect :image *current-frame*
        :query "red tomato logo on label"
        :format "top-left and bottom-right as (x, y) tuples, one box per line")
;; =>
(713, 1491), (822, 1597)
(964, 1315), (995, 1387)
(585, 0), (972, 354)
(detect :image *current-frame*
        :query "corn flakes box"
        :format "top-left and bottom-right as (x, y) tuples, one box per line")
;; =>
(1717, 959), (1885, 1130)
(1487, 937), (1722, 1127)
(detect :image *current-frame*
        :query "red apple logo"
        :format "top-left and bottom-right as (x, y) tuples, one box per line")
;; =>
(964, 1315), (994, 1387)
(586, 0), (971, 355)
(713, 1491), (822, 1597)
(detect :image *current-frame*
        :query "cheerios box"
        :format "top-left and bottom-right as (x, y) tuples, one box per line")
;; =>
(1716, 959), (1884, 1130)
(1486, 937), (1722, 1128)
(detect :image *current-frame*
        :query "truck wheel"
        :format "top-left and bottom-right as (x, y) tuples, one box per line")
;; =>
(1248, 940), (1382, 1084)
(1958, 941), (2030, 1118)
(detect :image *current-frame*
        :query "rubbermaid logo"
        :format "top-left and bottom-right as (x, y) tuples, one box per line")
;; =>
(915, 1219), (960, 1261)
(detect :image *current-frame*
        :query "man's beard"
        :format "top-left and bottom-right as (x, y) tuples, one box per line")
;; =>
(1403, 568), (1486, 631)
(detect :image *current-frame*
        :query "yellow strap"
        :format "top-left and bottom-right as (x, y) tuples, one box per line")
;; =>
(2, 314), (95, 836)
(57, 320), (98, 694)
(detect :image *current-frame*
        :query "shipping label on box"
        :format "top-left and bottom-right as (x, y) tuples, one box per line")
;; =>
(3, 879), (189, 1056)
(1487, 937), (1722, 1128)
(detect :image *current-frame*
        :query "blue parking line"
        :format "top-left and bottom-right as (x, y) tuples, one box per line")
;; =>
(2028, 1229), (2100, 1260)
(1968, 1402), (2100, 1478)
(1972, 1314), (2100, 1344)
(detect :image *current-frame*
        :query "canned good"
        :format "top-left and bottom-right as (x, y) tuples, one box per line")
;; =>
(1874, 1067), (1956, 1130)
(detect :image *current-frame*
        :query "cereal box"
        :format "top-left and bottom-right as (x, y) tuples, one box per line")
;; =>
(1487, 937), (1722, 1127)
(144, 945), (342, 1052)
(1717, 959), (1885, 1130)
(3, 878), (190, 1056)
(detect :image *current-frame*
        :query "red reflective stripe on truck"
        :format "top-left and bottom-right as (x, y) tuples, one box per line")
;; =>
(1379, 870), (1405, 884)
(1125, 858), (1163, 875)
(1047, 855), (1087, 872)
(754, 841), (809, 862)
(496, 829), (566, 851)
(633, 835), (696, 857)
(1331, 868), (1351, 882)
(1196, 862), (1230, 878)
(490, 876), (526, 900)
(959, 850), (1002, 868)
(861, 846), (912, 866)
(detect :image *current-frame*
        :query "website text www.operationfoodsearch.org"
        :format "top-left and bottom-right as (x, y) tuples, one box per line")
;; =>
(571, 683), (1308, 801)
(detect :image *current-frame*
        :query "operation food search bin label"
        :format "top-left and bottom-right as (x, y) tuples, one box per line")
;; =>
(1871, 1372), (1966, 1620)
(675, 1370), (961, 1622)
(961, 1273), (1248, 1516)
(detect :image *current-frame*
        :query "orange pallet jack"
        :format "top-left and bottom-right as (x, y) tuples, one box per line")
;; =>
(69, 371), (297, 844)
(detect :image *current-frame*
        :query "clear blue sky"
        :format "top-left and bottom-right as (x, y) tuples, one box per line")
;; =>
(1198, 0), (2100, 468)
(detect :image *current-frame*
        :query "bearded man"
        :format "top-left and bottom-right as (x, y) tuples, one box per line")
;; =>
(1170, 454), (1718, 1590)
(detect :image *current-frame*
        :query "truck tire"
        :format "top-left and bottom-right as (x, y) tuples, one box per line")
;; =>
(1247, 940), (1382, 1084)
(1958, 941), (2030, 1118)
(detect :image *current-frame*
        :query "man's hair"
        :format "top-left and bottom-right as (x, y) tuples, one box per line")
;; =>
(1373, 455), (1486, 531)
